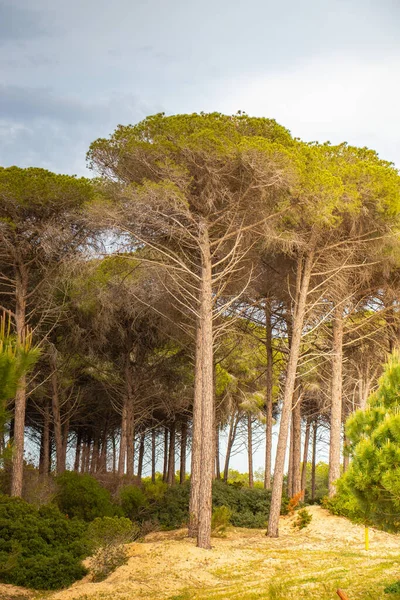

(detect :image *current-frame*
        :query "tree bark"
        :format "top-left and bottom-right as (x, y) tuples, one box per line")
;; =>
(118, 400), (128, 477)
(287, 420), (293, 497)
(215, 425), (220, 480)
(151, 428), (156, 483)
(247, 414), (254, 488)
(125, 354), (135, 477)
(11, 263), (28, 497)
(167, 423), (176, 485)
(292, 389), (302, 497)
(137, 432), (145, 481)
(264, 299), (273, 490)
(329, 305), (344, 497)
(162, 427), (169, 482)
(180, 419), (187, 484)
(301, 417), (311, 500)
(197, 220), (214, 550)
(223, 414), (238, 482)
(188, 322), (203, 536)
(50, 347), (66, 474)
(267, 245), (315, 537)
(39, 402), (50, 477)
(74, 430), (82, 473)
(311, 420), (318, 502)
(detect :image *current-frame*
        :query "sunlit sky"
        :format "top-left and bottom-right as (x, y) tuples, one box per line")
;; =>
(2, 0), (397, 472)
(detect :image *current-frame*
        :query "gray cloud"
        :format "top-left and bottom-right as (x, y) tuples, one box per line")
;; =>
(0, 2), (48, 43)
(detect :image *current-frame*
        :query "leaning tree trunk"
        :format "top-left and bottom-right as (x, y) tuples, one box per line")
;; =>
(188, 321), (203, 536)
(329, 305), (344, 497)
(197, 220), (215, 550)
(264, 299), (274, 490)
(311, 419), (318, 502)
(223, 414), (239, 482)
(248, 414), (254, 488)
(267, 246), (315, 537)
(301, 417), (311, 499)
(180, 419), (187, 484)
(11, 264), (28, 497)
(292, 389), (302, 497)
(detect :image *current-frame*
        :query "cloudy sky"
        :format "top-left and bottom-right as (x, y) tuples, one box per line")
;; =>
(1, 0), (400, 178)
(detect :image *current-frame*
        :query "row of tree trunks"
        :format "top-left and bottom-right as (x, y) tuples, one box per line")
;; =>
(264, 299), (274, 490)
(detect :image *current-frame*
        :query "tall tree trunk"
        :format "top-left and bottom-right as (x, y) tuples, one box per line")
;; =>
(311, 420), (318, 502)
(39, 402), (50, 477)
(197, 219), (214, 550)
(137, 432), (145, 481)
(287, 420), (293, 497)
(267, 245), (315, 537)
(11, 263), (28, 497)
(292, 389), (302, 497)
(112, 433), (117, 474)
(264, 299), (273, 490)
(162, 427), (169, 482)
(74, 430), (82, 473)
(188, 322), (203, 536)
(167, 423), (176, 486)
(247, 414), (254, 488)
(301, 417), (311, 500)
(90, 432), (99, 474)
(125, 354), (135, 477)
(180, 419), (187, 484)
(215, 425), (220, 480)
(223, 414), (238, 482)
(329, 305), (344, 497)
(50, 347), (66, 474)
(118, 400), (128, 477)
(343, 432), (350, 473)
(151, 428), (156, 483)
(98, 424), (108, 473)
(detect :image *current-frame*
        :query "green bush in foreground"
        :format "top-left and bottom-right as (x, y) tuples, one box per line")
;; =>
(55, 471), (115, 522)
(0, 495), (88, 590)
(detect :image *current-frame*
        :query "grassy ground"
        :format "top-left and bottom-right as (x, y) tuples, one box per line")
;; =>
(2, 506), (400, 600)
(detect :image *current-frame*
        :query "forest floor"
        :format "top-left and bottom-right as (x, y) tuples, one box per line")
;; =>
(2, 505), (400, 600)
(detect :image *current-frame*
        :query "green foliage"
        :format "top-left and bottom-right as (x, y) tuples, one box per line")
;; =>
(118, 484), (148, 520)
(0, 495), (88, 590)
(304, 462), (329, 502)
(55, 471), (115, 522)
(385, 580), (400, 594)
(293, 508), (312, 530)
(211, 505), (232, 537)
(332, 353), (400, 531)
(86, 516), (140, 582)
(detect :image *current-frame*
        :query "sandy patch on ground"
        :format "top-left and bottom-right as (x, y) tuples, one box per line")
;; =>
(40, 506), (400, 600)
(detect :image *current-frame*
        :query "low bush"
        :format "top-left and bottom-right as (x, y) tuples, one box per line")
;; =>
(86, 516), (140, 582)
(118, 484), (148, 520)
(385, 580), (400, 594)
(55, 471), (115, 521)
(0, 494), (88, 590)
(293, 508), (312, 530)
(322, 478), (364, 524)
(211, 505), (231, 537)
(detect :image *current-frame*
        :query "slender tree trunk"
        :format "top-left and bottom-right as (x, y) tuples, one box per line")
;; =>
(112, 433), (117, 474)
(197, 220), (214, 550)
(125, 354), (135, 477)
(329, 305), (344, 497)
(162, 427), (169, 482)
(62, 415), (70, 472)
(167, 423), (176, 485)
(188, 322), (203, 536)
(118, 400), (128, 477)
(267, 245), (315, 537)
(343, 431), (350, 473)
(311, 420), (318, 502)
(39, 402), (50, 476)
(223, 414), (238, 482)
(11, 264), (28, 497)
(292, 389), (302, 497)
(74, 430), (82, 473)
(99, 424), (108, 472)
(50, 347), (66, 474)
(137, 432), (145, 481)
(301, 417), (311, 500)
(180, 419), (187, 484)
(84, 434), (92, 473)
(247, 414), (254, 488)
(264, 299), (273, 490)
(215, 425), (220, 480)
(90, 432), (99, 474)
(287, 420), (293, 497)
(151, 428), (156, 483)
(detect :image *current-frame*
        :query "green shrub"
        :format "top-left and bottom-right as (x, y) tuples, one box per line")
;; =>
(323, 477), (365, 524)
(211, 505), (231, 536)
(149, 482), (190, 529)
(0, 494), (88, 590)
(86, 517), (140, 582)
(55, 471), (115, 521)
(385, 580), (400, 594)
(118, 485), (148, 520)
(293, 508), (312, 530)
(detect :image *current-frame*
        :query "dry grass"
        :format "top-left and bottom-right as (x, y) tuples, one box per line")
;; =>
(14, 506), (400, 600)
